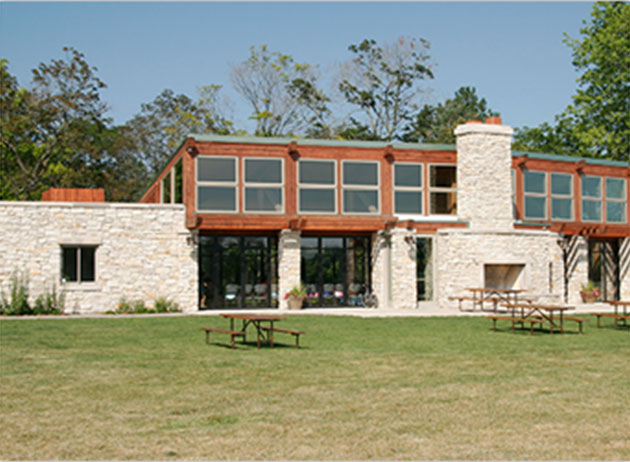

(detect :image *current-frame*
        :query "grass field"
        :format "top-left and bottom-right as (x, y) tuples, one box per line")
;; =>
(1, 314), (628, 460)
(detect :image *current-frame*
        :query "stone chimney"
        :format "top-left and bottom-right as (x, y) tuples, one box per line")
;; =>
(454, 118), (514, 231)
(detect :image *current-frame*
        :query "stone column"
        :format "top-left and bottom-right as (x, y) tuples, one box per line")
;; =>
(278, 229), (301, 310)
(620, 237), (630, 300)
(371, 231), (390, 309)
(454, 119), (514, 231)
(566, 235), (589, 305)
(389, 228), (418, 309)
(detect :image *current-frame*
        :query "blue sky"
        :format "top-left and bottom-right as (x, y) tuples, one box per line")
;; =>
(0, 2), (595, 134)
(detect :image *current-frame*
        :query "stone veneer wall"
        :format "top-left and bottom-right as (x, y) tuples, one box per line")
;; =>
(435, 228), (564, 309)
(278, 229), (301, 310)
(0, 202), (197, 314)
(454, 123), (514, 231)
(389, 228), (418, 309)
(371, 232), (390, 309)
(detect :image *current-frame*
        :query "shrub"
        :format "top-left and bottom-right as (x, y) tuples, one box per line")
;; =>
(154, 297), (181, 313)
(1, 271), (32, 315)
(33, 283), (65, 315)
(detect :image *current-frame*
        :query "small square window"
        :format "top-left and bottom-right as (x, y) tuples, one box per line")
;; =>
(62, 246), (96, 283)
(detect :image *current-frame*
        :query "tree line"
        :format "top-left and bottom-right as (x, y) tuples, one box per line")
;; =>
(1, 2), (627, 202)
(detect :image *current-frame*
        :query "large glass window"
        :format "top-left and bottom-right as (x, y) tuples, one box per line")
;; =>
(342, 161), (379, 214)
(197, 157), (237, 212)
(162, 171), (171, 204)
(174, 159), (183, 204)
(550, 173), (573, 221)
(417, 237), (433, 301)
(605, 177), (626, 223)
(244, 158), (284, 213)
(582, 175), (602, 222)
(429, 165), (456, 215)
(298, 159), (336, 213)
(524, 170), (547, 220)
(61, 246), (96, 283)
(301, 236), (371, 307)
(394, 163), (423, 215)
(198, 235), (278, 309)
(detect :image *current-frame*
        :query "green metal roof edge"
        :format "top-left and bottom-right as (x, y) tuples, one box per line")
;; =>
(512, 150), (629, 168)
(189, 133), (456, 151)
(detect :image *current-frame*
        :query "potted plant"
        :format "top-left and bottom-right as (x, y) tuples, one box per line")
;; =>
(580, 280), (600, 303)
(284, 284), (307, 310)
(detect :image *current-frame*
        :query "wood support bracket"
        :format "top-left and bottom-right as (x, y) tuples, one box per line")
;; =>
(384, 145), (395, 164)
(288, 142), (300, 161)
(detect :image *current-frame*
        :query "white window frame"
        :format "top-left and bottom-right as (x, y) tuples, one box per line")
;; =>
(196, 156), (239, 214)
(550, 172), (573, 221)
(523, 169), (548, 220)
(428, 163), (457, 216)
(243, 157), (285, 214)
(394, 162), (423, 216)
(605, 177), (627, 223)
(581, 175), (602, 223)
(297, 158), (338, 215)
(341, 160), (380, 215)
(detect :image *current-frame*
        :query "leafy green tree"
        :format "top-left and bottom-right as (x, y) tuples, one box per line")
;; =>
(123, 86), (233, 177)
(287, 76), (334, 139)
(0, 48), (112, 200)
(402, 86), (499, 144)
(515, 2), (629, 161)
(338, 37), (434, 141)
(230, 45), (318, 137)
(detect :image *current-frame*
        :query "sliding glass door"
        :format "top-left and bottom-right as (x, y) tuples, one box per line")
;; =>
(199, 235), (278, 309)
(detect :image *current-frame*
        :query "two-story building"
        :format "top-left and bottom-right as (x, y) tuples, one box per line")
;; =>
(1, 118), (628, 313)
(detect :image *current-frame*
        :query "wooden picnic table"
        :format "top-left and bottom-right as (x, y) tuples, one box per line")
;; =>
(465, 287), (525, 311)
(502, 303), (575, 333)
(595, 301), (630, 329)
(220, 313), (286, 349)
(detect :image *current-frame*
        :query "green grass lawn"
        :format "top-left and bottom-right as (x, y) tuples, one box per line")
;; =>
(1, 315), (628, 460)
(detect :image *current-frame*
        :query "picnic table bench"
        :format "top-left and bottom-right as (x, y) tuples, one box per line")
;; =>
(260, 326), (305, 348)
(592, 301), (630, 329)
(201, 327), (245, 349)
(486, 315), (546, 335)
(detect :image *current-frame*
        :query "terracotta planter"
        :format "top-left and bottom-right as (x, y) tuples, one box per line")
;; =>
(287, 297), (303, 310)
(581, 292), (598, 303)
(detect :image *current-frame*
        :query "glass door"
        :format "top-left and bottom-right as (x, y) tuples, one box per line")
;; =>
(301, 236), (371, 307)
(199, 235), (278, 309)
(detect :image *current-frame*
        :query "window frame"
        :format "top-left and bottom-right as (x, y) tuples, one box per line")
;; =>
(550, 172), (573, 221)
(196, 155), (239, 214)
(60, 245), (97, 284)
(393, 162), (423, 216)
(341, 160), (380, 215)
(523, 169), (548, 220)
(428, 163), (457, 216)
(242, 157), (285, 214)
(297, 158), (338, 215)
(581, 175), (602, 223)
(604, 177), (627, 223)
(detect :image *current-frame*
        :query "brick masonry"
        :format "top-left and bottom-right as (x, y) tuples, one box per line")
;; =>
(0, 202), (197, 314)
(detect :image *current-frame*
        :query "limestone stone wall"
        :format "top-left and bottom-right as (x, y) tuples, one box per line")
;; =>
(389, 228), (417, 309)
(0, 202), (197, 314)
(435, 228), (564, 309)
(454, 122), (514, 231)
(278, 229), (301, 310)
(371, 232), (390, 309)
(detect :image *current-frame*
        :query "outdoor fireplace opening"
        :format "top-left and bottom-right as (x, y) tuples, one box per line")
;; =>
(484, 264), (525, 290)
